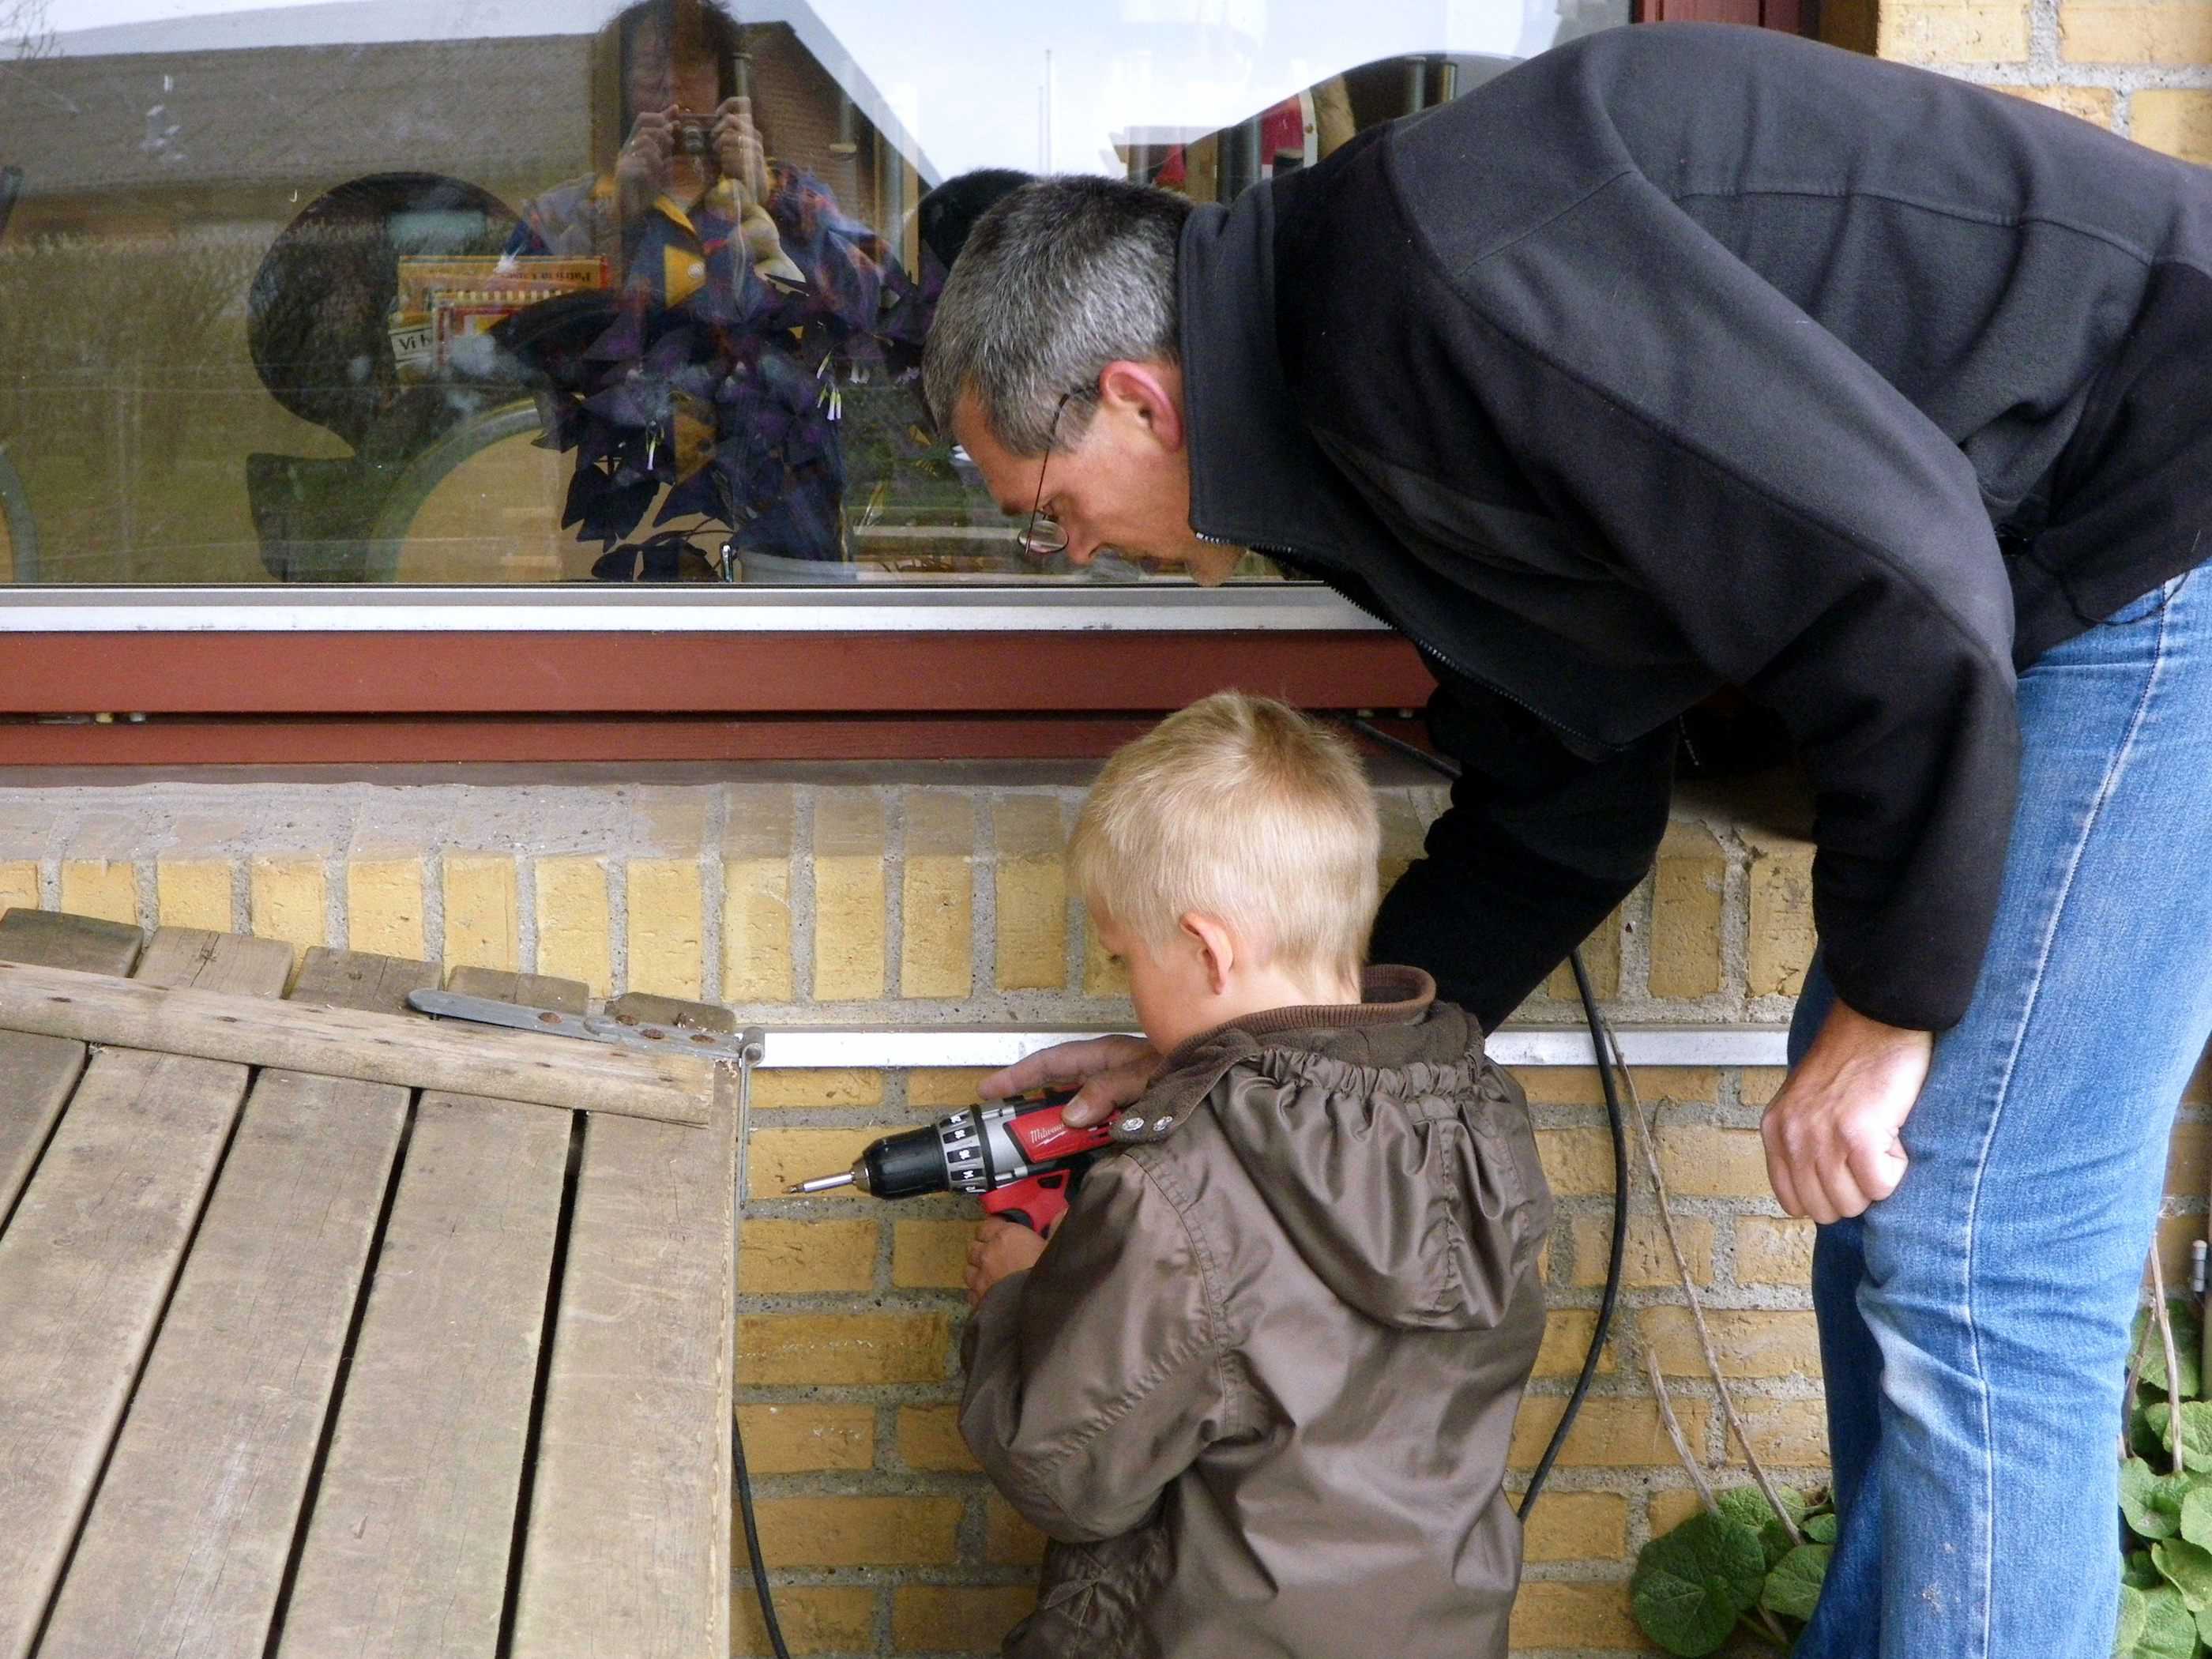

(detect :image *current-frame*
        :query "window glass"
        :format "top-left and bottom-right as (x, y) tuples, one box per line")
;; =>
(0, 0), (1625, 587)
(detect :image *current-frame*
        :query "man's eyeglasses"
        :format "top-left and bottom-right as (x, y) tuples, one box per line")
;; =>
(1015, 389), (1077, 559)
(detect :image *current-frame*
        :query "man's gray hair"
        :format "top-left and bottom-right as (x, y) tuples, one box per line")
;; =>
(922, 176), (1193, 456)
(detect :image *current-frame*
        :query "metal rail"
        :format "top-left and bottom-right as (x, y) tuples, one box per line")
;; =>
(750, 1023), (1791, 1070)
(0, 584), (1383, 634)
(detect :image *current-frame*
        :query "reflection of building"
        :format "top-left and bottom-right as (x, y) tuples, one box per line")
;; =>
(0, 12), (931, 581)
(6, 21), (923, 251)
(1112, 55), (1516, 198)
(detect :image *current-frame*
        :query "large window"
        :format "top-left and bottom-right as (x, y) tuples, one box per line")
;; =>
(0, 0), (1627, 591)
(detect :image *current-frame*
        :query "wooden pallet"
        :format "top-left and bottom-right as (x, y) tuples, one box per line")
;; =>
(0, 912), (735, 1659)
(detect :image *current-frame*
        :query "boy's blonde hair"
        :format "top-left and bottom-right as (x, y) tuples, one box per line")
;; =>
(1069, 692), (1381, 982)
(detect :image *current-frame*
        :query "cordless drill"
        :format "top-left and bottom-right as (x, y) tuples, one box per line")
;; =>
(785, 1093), (1112, 1234)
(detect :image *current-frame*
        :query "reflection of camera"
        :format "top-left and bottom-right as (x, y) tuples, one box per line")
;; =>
(674, 115), (713, 159)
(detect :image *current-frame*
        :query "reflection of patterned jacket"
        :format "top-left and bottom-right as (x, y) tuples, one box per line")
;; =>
(506, 167), (906, 560)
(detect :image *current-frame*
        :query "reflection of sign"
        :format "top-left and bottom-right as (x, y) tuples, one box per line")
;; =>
(388, 255), (608, 384)
(389, 321), (437, 382)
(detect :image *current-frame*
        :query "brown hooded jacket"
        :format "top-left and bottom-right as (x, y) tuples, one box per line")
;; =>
(959, 966), (1552, 1658)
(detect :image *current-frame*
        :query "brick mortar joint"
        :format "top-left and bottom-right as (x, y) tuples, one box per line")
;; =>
(882, 788), (909, 1003)
(421, 848), (450, 969)
(792, 788), (820, 1005)
(702, 787), (731, 1005)
(514, 847), (541, 976)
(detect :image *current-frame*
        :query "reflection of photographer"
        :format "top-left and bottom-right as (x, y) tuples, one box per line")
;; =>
(505, 0), (902, 569)
(514, 0), (796, 292)
(619, 100), (764, 215)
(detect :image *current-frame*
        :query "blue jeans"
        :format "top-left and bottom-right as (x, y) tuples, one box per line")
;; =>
(1791, 563), (2212, 1659)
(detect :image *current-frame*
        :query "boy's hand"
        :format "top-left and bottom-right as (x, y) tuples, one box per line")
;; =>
(981, 1034), (1161, 1130)
(965, 1217), (1048, 1309)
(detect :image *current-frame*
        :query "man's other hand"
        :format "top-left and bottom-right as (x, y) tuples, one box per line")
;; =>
(980, 1034), (1161, 1129)
(712, 96), (769, 205)
(1760, 1002), (1932, 1224)
(966, 1217), (1048, 1309)
(616, 106), (675, 215)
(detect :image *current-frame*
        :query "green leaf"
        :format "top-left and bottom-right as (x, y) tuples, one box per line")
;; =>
(2139, 1404), (2179, 1465)
(1804, 1511), (1839, 1545)
(2126, 1458), (2192, 1542)
(2131, 1586), (2199, 1659)
(1716, 1484), (1808, 1531)
(1760, 1542), (1832, 1623)
(2154, 1537), (2212, 1614)
(1631, 1512), (1769, 1657)
(2137, 1301), (2205, 1399)
(2117, 1585), (2150, 1657)
(2131, 1551), (2171, 1590)
(1715, 1484), (1811, 1569)
(2146, 1403), (2212, 1473)
(2183, 1483), (2212, 1551)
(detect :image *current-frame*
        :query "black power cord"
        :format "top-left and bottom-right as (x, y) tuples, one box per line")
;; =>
(1531, 949), (1631, 1516)
(1343, 715), (1630, 1519)
(735, 1413), (791, 1659)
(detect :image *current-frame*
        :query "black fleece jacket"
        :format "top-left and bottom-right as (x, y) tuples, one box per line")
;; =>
(1176, 23), (2212, 1032)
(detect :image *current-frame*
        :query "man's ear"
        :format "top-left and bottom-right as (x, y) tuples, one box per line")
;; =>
(1179, 911), (1236, 995)
(1097, 359), (1187, 452)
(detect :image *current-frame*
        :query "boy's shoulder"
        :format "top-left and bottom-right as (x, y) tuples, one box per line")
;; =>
(1108, 969), (1494, 1153)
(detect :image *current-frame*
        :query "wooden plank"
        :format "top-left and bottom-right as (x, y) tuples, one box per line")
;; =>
(0, 907), (145, 972)
(275, 969), (582, 1659)
(38, 947), (438, 1659)
(134, 926), (296, 994)
(0, 957), (711, 1126)
(0, 912), (143, 1234)
(510, 1001), (737, 1659)
(604, 990), (738, 1035)
(0, 927), (289, 1659)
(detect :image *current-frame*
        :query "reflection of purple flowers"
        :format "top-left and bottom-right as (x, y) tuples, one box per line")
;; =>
(495, 168), (937, 558)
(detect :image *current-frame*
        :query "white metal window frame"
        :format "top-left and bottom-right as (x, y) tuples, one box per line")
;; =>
(756, 1025), (1792, 1069)
(0, 585), (1384, 634)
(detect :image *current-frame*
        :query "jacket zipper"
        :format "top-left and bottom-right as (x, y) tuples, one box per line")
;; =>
(1201, 530), (1607, 748)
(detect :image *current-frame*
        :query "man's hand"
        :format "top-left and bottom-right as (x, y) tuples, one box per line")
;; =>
(1760, 1001), (1932, 1223)
(965, 1217), (1048, 1309)
(980, 1034), (1161, 1130)
(616, 106), (675, 215)
(711, 96), (769, 205)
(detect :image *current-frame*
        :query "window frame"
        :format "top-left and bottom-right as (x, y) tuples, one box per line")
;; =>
(0, 586), (1435, 764)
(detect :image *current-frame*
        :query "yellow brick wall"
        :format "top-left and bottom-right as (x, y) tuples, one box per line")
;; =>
(0, 771), (2204, 1657)
(1878, 0), (2212, 164)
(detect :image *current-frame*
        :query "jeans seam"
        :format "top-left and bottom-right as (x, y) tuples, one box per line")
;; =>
(1957, 592), (2173, 1659)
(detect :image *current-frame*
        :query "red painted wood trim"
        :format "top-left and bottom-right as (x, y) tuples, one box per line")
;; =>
(0, 713), (1446, 768)
(0, 632), (1432, 719)
(0, 717), (1168, 766)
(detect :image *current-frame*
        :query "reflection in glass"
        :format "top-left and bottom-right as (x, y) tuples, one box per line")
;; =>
(0, 0), (1620, 586)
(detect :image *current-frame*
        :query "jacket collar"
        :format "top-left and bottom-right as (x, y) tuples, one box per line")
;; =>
(1164, 963), (1435, 1058)
(1176, 184), (1662, 762)
(1105, 966), (1440, 1146)
(1176, 186), (1392, 579)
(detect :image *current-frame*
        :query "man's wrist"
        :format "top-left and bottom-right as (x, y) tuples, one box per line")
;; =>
(1822, 999), (1932, 1051)
(1786, 998), (1935, 1099)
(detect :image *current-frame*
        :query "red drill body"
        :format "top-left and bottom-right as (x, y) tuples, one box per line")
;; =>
(787, 1093), (1112, 1233)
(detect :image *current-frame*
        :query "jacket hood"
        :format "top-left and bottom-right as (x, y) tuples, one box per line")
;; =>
(1113, 967), (1540, 1331)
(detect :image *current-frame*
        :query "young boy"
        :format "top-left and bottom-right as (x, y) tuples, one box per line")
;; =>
(958, 691), (1552, 1659)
